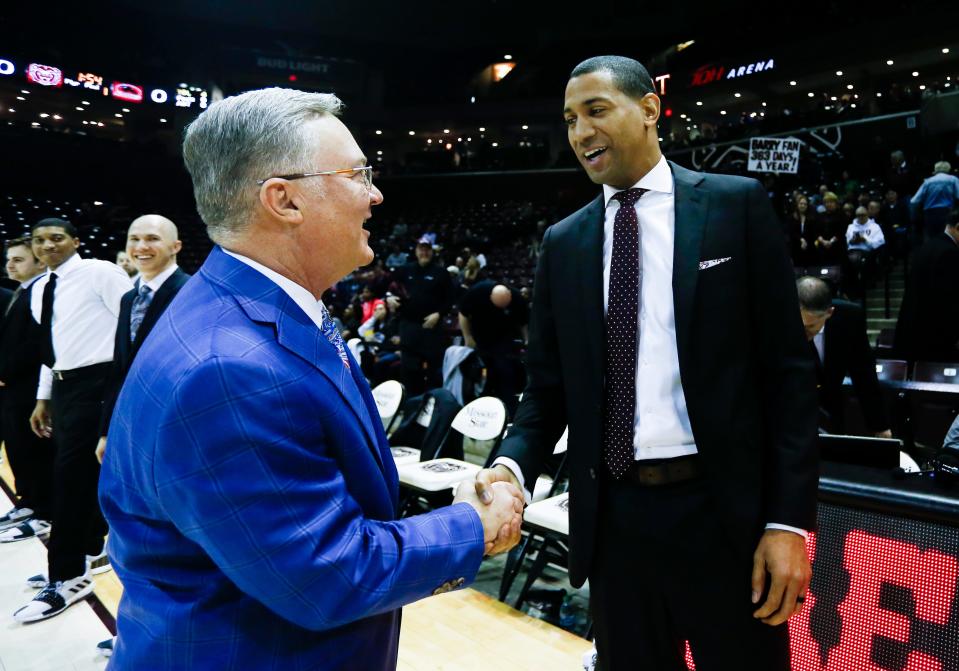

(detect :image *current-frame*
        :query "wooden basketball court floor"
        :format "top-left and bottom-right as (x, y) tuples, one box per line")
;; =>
(0, 445), (590, 670)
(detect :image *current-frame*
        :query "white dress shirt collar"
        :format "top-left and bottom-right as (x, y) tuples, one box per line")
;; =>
(222, 249), (325, 329)
(139, 263), (179, 293)
(602, 155), (674, 207)
(47, 251), (83, 278)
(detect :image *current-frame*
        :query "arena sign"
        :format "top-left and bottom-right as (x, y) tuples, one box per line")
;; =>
(690, 58), (776, 87)
(748, 137), (802, 174)
(0, 56), (208, 109)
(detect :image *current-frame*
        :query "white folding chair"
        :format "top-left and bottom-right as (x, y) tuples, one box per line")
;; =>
(500, 492), (571, 608)
(389, 395), (436, 466)
(371, 380), (404, 435)
(532, 427), (569, 502)
(899, 451), (921, 473)
(346, 337), (362, 362)
(397, 396), (508, 494)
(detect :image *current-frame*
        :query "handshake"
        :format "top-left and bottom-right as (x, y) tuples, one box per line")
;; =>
(453, 465), (526, 556)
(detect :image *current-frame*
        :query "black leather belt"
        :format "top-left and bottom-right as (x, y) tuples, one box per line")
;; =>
(51, 362), (111, 381)
(622, 454), (701, 486)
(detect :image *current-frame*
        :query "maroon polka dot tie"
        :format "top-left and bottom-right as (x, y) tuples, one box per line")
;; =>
(604, 188), (648, 479)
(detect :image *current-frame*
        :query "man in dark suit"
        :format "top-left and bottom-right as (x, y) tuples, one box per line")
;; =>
(476, 56), (818, 670)
(894, 210), (959, 363)
(796, 276), (891, 437)
(96, 215), (189, 463)
(0, 237), (52, 542)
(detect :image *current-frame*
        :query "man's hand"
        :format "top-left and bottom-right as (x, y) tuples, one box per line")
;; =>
(30, 400), (52, 439)
(95, 436), (107, 463)
(751, 530), (811, 626)
(454, 479), (524, 556)
(800, 239), (808, 251)
(874, 429), (893, 439)
(474, 465), (524, 555)
(422, 312), (441, 329)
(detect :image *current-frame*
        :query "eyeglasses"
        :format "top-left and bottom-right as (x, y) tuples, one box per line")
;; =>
(256, 165), (373, 191)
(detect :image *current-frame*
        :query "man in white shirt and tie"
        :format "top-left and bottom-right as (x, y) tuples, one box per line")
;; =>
(475, 56), (817, 670)
(13, 218), (132, 623)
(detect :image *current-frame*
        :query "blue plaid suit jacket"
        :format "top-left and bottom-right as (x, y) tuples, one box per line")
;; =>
(99, 247), (485, 670)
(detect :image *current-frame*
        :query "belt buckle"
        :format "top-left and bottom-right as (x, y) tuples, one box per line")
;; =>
(53, 370), (64, 381)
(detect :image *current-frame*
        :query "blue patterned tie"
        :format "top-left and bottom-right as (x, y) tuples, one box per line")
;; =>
(604, 188), (648, 479)
(129, 283), (153, 343)
(320, 303), (350, 369)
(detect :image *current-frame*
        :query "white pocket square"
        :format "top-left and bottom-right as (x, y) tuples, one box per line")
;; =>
(698, 257), (732, 270)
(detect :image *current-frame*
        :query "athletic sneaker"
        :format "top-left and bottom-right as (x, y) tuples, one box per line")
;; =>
(13, 573), (94, 623)
(0, 519), (51, 542)
(96, 637), (116, 657)
(0, 507), (34, 530)
(86, 550), (112, 575)
(26, 573), (48, 589)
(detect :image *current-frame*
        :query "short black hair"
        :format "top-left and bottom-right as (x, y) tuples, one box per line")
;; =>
(31, 217), (77, 238)
(570, 56), (655, 99)
(796, 276), (834, 313)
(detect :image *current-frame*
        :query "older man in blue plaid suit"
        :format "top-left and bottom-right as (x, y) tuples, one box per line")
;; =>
(98, 88), (524, 670)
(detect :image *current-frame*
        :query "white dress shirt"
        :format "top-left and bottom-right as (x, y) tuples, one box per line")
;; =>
(33, 253), (133, 399)
(845, 219), (885, 251)
(139, 263), (179, 293)
(496, 156), (806, 536)
(222, 249), (327, 330)
(601, 156), (696, 460)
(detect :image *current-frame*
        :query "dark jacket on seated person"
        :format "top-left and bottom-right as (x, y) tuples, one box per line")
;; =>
(812, 300), (888, 434)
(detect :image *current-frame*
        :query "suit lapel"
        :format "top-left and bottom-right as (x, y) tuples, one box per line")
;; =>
(273, 304), (386, 473)
(670, 161), (710, 362)
(577, 195), (607, 375)
(205, 249), (386, 473)
(133, 269), (186, 352)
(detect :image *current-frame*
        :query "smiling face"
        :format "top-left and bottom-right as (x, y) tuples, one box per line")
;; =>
(294, 116), (384, 278)
(563, 70), (661, 189)
(31, 226), (79, 270)
(127, 216), (182, 281)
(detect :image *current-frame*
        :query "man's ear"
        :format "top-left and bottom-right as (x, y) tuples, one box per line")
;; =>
(641, 92), (661, 126)
(258, 179), (305, 226)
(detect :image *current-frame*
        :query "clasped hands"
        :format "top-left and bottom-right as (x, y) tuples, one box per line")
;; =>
(453, 464), (525, 556)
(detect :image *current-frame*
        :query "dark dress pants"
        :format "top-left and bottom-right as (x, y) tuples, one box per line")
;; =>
(590, 474), (790, 671)
(1, 383), (55, 519)
(47, 364), (110, 581)
(399, 321), (444, 395)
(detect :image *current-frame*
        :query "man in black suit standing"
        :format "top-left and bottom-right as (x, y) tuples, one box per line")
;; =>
(894, 210), (959, 363)
(96, 215), (189, 463)
(0, 237), (51, 542)
(797, 276), (891, 437)
(475, 56), (817, 670)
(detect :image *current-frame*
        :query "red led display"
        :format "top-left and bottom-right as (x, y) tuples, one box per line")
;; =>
(26, 63), (63, 87)
(111, 82), (144, 103)
(684, 506), (959, 670)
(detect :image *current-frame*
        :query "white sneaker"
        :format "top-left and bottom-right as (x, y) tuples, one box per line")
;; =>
(86, 550), (112, 575)
(96, 637), (116, 657)
(26, 574), (48, 589)
(0, 507), (34, 531)
(13, 573), (94, 623)
(0, 519), (51, 542)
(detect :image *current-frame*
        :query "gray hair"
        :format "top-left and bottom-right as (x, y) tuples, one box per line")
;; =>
(796, 276), (833, 313)
(182, 87), (343, 243)
(934, 161), (952, 174)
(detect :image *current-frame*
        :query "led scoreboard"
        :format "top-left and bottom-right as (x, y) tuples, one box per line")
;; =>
(0, 54), (208, 109)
